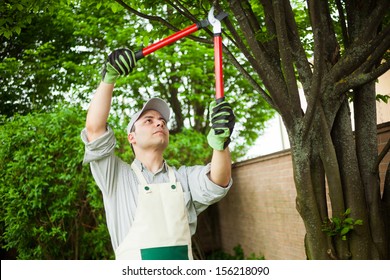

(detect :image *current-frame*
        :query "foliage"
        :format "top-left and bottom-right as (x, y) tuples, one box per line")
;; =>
(0, 105), (113, 259)
(0, 0), (274, 159)
(0, 1), (112, 117)
(207, 244), (265, 260)
(0, 0), (58, 39)
(165, 128), (212, 167)
(322, 209), (363, 241)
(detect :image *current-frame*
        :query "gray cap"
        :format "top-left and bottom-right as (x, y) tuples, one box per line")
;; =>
(126, 97), (170, 134)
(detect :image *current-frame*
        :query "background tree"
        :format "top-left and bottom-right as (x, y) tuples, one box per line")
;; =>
(0, 1), (99, 117)
(108, 0), (390, 259)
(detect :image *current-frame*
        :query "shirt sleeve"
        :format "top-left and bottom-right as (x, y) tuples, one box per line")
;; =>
(80, 126), (120, 196)
(80, 126), (116, 164)
(179, 163), (232, 215)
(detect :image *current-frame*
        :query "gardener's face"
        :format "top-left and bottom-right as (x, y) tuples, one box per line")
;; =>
(128, 110), (169, 152)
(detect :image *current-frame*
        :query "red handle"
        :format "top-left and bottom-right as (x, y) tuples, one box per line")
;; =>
(214, 35), (224, 103)
(135, 24), (200, 60)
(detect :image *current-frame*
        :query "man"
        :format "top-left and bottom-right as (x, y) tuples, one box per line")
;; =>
(81, 49), (235, 260)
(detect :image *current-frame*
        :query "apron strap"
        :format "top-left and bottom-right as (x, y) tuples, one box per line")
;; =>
(168, 166), (176, 183)
(131, 162), (148, 185)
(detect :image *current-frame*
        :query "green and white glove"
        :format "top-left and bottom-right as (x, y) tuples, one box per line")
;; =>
(102, 48), (136, 84)
(207, 100), (235, 150)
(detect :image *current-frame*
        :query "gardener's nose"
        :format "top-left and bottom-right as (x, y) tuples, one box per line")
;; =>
(156, 119), (165, 128)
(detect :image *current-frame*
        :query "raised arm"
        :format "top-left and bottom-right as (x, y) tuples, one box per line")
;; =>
(85, 49), (136, 142)
(210, 149), (232, 187)
(207, 100), (235, 187)
(85, 82), (115, 142)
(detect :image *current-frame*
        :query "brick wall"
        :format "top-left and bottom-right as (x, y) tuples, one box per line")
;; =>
(216, 122), (390, 260)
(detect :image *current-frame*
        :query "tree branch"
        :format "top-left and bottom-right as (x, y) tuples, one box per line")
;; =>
(115, 0), (211, 45)
(283, 0), (313, 96)
(115, 0), (178, 30)
(223, 45), (276, 109)
(258, 0), (279, 58)
(357, 25), (390, 73)
(229, 0), (288, 122)
(241, 0), (262, 35)
(167, 0), (198, 23)
(335, 59), (390, 94)
(302, 0), (326, 139)
(335, 0), (349, 48)
(360, 0), (390, 42)
(330, 18), (390, 84)
(273, 0), (301, 117)
(229, 0), (282, 84)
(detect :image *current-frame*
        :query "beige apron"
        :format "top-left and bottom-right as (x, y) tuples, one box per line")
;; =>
(115, 163), (193, 260)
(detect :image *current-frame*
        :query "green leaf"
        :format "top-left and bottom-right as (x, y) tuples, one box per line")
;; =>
(143, 36), (150, 47)
(340, 227), (350, 236)
(15, 4), (24, 11)
(354, 219), (363, 226)
(376, 94), (389, 103)
(3, 30), (12, 39)
(15, 26), (21, 34)
(344, 218), (354, 225)
(110, 3), (121, 13)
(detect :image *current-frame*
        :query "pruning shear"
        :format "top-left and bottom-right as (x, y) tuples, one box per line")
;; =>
(208, 6), (225, 103)
(134, 7), (227, 103)
(134, 9), (228, 61)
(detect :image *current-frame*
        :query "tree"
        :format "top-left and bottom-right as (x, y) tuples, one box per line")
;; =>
(110, 0), (390, 259)
(0, 1), (125, 117)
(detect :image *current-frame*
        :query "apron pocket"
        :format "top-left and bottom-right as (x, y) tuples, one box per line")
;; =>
(141, 245), (189, 260)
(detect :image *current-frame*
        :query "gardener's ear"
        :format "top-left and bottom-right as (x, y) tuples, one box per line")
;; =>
(128, 132), (136, 145)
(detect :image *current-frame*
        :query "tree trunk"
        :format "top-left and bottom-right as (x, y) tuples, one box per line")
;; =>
(291, 146), (330, 259)
(288, 97), (384, 259)
(354, 82), (387, 258)
(331, 99), (376, 259)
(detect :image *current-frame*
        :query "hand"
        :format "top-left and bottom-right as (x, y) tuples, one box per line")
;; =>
(207, 100), (235, 150)
(101, 48), (136, 84)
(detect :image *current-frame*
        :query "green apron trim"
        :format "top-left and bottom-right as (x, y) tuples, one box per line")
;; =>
(141, 245), (189, 260)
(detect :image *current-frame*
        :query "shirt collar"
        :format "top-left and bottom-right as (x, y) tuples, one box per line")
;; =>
(133, 158), (168, 174)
